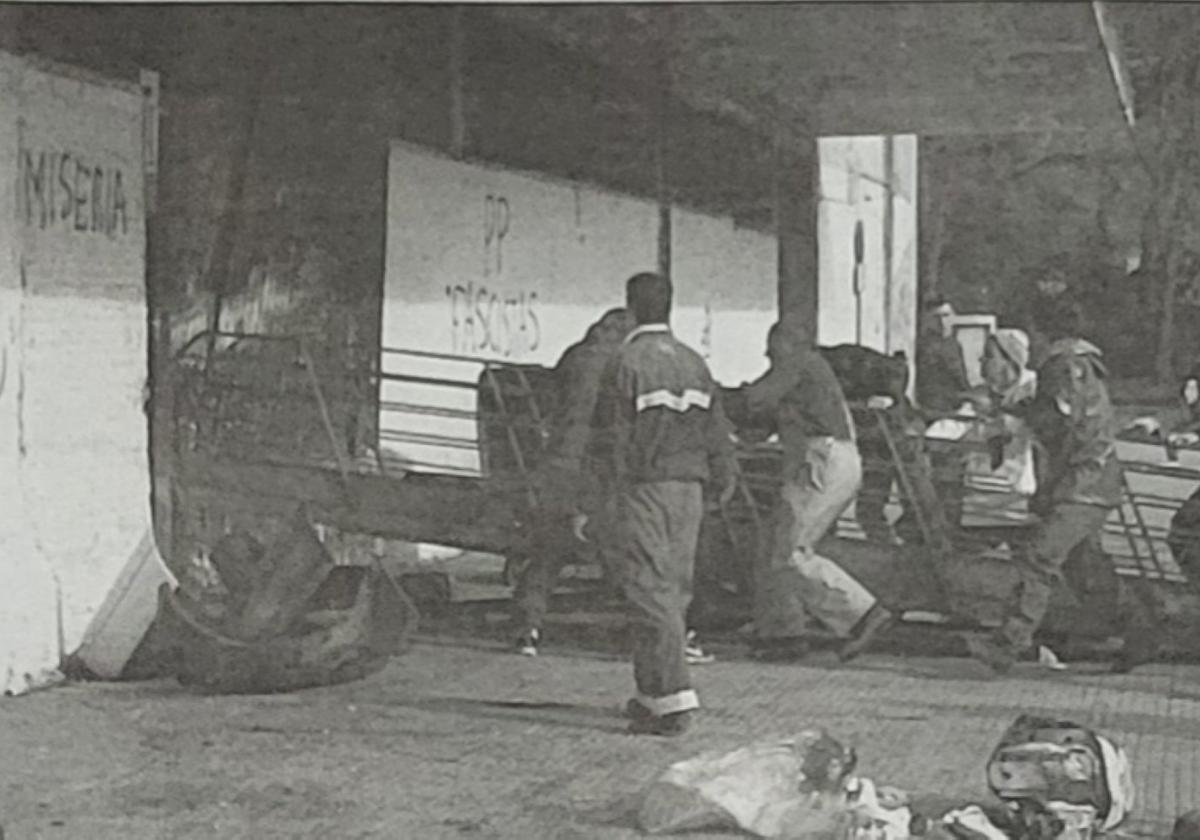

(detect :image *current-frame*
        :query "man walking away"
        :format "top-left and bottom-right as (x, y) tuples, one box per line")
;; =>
(587, 272), (736, 736)
(511, 308), (633, 656)
(966, 337), (1158, 674)
(743, 320), (894, 663)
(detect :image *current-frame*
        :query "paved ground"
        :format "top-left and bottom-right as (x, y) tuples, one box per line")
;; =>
(1, 631), (1199, 840)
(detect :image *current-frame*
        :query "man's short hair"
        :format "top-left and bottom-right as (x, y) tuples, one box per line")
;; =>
(626, 272), (672, 324)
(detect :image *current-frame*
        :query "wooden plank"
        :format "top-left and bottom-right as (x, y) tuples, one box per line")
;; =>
(176, 458), (530, 556)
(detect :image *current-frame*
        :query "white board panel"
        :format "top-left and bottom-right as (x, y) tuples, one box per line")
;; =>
(382, 143), (783, 475)
(0, 52), (167, 692)
(385, 144), (649, 475)
(671, 208), (776, 386)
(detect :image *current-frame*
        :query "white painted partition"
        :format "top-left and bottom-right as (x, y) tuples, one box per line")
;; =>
(381, 142), (780, 476)
(670, 208), (776, 386)
(0, 52), (170, 693)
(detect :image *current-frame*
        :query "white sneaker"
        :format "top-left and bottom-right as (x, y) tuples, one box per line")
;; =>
(685, 630), (715, 665)
(515, 628), (540, 657)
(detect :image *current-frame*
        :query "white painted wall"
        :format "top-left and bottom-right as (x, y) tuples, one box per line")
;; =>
(0, 53), (165, 692)
(670, 207), (776, 386)
(817, 135), (918, 367)
(381, 142), (779, 475)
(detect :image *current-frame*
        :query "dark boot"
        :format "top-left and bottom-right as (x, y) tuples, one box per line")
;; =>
(838, 604), (896, 662)
(964, 633), (1017, 676)
(627, 709), (693, 737)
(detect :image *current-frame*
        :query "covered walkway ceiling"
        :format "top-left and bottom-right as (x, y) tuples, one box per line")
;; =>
(496, 3), (1130, 142)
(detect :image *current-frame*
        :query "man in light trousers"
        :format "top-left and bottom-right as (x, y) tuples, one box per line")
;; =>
(744, 320), (893, 662)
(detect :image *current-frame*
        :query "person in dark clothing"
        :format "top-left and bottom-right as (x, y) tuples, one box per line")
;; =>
(913, 297), (972, 534)
(1164, 366), (1200, 594)
(741, 321), (894, 663)
(1166, 366), (1200, 448)
(820, 345), (943, 551)
(586, 272), (736, 737)
(966, 338), (1158, 674)
(510, 308), (633, 655)
(915, 298), (971, 416)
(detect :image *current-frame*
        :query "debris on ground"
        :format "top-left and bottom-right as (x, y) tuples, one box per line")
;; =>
(932, 805), (1010, 840)
(985, 715), (1135, 840)
(841, 777), (914, 840)
(637, 728), (862, 837)
(126, 506), (418, 693)
(637, 713), (1137, 840)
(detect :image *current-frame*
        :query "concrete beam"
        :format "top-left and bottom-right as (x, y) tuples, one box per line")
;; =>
(813, 89), (1123, 138)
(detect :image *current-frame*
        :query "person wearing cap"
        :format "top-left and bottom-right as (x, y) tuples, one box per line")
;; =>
(586, 272), (736, 736)
(966, 334), (1158, 674)
(510, 307), (634, 656)
(972, 328), (1039, 487)
(740, 319), (894, 663)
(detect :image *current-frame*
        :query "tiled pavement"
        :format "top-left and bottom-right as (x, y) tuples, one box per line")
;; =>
(2, 637), (1199, 839)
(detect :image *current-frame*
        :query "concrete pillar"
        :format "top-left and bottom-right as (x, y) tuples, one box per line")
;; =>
(776, 136), (818, 335)
(918, 135), (946, 305)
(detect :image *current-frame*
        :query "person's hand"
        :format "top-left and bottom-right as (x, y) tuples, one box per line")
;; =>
(866, 395), (895, 410)
(1170, 432), (1200, 447)
(704, 480), (738, 512)
(966, 390), (994, 416)
(987, 436), (1007, 471)
(571, 513), (590, 543)
(718, 479), (737, 508)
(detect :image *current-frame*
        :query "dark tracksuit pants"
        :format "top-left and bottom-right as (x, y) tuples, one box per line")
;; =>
(997, 501), (1113, 652)
(512, 502), (617, 631)
(511, 520), (579, 631)
(616, 480), (703, 716)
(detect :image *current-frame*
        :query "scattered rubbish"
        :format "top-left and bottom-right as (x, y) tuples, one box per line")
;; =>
(635, 711), (1137, 840)
(638, 728), (859, 837)
(986, 715), (1134, 840)
(935, 805), (1010, 840)
(842, 777), (913, 840)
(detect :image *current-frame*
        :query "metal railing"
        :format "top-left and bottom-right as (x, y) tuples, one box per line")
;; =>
(171, 336), (1200, 587)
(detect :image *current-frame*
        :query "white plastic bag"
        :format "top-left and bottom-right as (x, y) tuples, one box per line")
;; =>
(639, 730), (855, 838)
